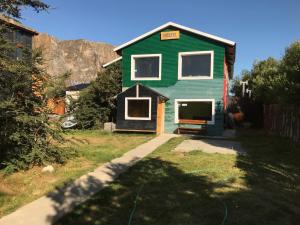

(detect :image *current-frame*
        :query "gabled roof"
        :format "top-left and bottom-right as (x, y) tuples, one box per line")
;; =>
(0, 14), (38, 35)
(118, 83), (169, 101)
(114, 22), (235, 52)
(102, 56), (122, 68)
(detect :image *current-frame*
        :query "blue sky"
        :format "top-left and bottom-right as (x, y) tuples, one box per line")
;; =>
(21, 0), (300, 77)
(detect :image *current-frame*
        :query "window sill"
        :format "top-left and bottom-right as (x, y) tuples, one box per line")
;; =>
(125, 117), (151, 121)
(131, 77), (161, 81)
(178, 76), (213, 80)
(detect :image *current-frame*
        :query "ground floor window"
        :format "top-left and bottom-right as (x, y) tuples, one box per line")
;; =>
(175, 99), (215, 124)
(125, 97), (151, 120)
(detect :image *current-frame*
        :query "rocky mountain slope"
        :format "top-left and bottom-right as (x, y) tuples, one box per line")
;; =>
(33, 33), (118, 87)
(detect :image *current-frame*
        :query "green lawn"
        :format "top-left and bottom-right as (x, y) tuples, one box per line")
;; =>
(56, 130), (300, 225)
(0, 130), (153, 218)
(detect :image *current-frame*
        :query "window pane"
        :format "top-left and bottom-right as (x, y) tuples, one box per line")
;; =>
(127, 99), (150, 118)
(135, 57), (159, 78)
(182, 54), (211, 77)
(178, 101), (212, 121)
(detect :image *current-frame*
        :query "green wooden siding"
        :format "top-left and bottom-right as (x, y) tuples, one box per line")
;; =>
(152, 80), (224, 135)
(121, 27), (226, 135)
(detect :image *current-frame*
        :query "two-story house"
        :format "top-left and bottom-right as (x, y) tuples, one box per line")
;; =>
(0, 14), (38, 59)
(104, 22), (236, 136)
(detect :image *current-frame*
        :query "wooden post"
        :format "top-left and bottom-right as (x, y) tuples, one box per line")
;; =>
(156, 100), (165, 134)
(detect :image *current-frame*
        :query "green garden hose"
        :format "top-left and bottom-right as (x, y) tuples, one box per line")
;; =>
(128, 171), (229, 225)
(220, 200), (228, 225)
(128, 184), (144, 225)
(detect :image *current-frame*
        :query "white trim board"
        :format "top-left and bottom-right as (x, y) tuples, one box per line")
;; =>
(178, 50), (214, 80)
(125, 97), (152, 120)
(174, 99), (215, 125)
(102, 56), (122, 68)
(114, 22), (235, 52)
(131, 54), (162, 81)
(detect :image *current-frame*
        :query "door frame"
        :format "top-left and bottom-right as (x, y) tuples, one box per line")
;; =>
(156, 99), (165, 134)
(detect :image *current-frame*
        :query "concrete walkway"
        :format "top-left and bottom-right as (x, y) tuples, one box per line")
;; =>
(0, 134), (176, 225)
(174, 139), (246, 155)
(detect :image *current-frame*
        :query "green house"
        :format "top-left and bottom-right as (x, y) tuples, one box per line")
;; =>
(104, 22), (236, 136)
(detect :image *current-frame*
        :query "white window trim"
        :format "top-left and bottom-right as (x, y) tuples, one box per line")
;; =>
(178, 50), (214, 80)
(174, 99), (215, 125)
(131, 54), (162, 81)
(125, 97), (152, 120)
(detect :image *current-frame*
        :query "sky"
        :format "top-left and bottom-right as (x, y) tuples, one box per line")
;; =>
(21, 0), (300, 77)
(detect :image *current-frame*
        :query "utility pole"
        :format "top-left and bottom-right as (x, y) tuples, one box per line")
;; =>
(240, 80), (248, 97)
(246, 88), (252, 98)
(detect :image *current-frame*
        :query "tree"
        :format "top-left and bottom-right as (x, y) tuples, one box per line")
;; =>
(250, 57), (287, 104)
(74, 62), (122, 129)
(281, 41), (300, 103)
(233, 42), (300, 105)
(0, 0), (49, 18)
(0, 1), (70, 172)
(231, 40), (300, 127)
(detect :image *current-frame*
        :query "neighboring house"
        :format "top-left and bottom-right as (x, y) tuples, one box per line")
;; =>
(0, 15), (66, 115)
(0, 14), (38, 59)
(104, 22), (236, 135)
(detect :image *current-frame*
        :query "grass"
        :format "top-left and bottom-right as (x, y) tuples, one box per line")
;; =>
(56, 130), (300, 225)
(0, 130), (153, 218)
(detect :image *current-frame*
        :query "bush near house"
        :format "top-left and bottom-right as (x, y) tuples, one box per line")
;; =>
(74, 62), (121, 129)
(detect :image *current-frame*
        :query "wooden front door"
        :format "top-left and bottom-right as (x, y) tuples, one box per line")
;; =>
(156, 100), (165, 134)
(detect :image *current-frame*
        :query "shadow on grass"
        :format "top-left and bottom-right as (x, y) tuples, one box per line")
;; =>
(51, 132), (300, 225)
(230, 130), (300, 225)
(0, 191), (7, 198)
(53, 157), (227, 225)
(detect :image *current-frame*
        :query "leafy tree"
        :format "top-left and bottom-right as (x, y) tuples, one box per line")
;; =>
(280, 41), (300, 103)
(250, 57), (287, 104)
(231, 40), (300, 127)
(74, 62), (122, 129)
(233, 41), (300, 104)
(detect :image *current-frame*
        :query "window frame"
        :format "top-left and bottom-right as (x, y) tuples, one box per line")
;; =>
(174, 99), (215, 125)
(125, 97), (152, 120)
(178, 50), (214, 80)
(131, 54), (162, 81)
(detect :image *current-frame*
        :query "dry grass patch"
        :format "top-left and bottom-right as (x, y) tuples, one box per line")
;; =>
(0, 130), (153, 218)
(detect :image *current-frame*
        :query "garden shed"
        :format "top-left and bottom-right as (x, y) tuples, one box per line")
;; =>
(116, 84), (168, 134)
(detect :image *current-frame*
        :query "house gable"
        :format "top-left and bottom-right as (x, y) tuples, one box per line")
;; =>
(121, 26), (227, 88)
(116, 84), (168, 132)
(114, 22), (235, 51)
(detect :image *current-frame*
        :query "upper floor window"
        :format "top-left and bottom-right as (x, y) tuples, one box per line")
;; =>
(131, 54), (161, 80)
(178, 51), (214, 80)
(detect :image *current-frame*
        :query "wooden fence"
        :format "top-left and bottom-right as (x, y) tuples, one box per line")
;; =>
(264, 104), (300, 143)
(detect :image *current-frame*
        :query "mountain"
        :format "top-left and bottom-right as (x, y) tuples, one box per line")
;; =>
(33, 33), (119, 87)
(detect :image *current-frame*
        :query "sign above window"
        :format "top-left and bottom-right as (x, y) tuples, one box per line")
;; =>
(160, 31), (180, 40)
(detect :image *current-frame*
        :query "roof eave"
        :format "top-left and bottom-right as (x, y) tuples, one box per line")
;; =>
(102, 56), (122, 68)
(113, 22), (235, 52)
(0, 14), (38, 35)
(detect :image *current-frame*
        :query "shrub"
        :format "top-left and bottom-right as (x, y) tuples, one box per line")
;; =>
(74, 62), (121, 129)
